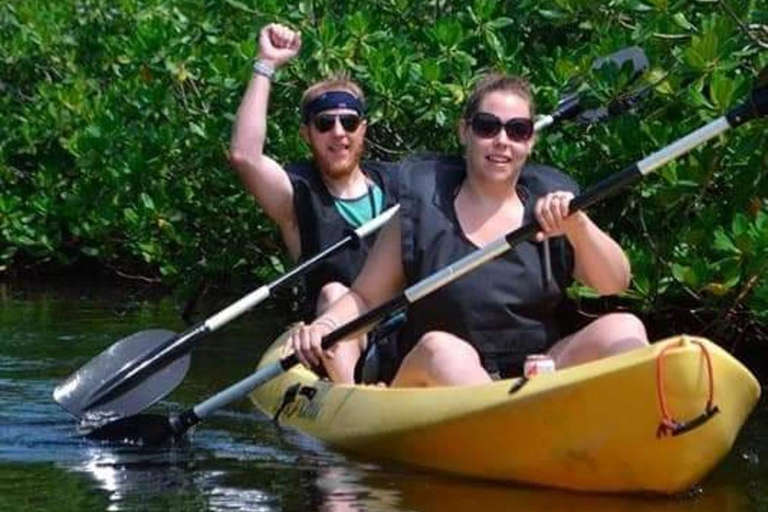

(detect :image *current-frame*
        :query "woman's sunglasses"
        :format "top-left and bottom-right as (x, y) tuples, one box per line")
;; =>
(311, 113), (363, 133)
(469, 112), (534, 142)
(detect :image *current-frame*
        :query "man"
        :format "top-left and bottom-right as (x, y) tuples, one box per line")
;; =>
(229, 23), (398, 383)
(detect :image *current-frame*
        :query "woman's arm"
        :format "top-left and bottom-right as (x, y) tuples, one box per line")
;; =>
(287, 212), (407, 368)
(536, 192), (631, 295)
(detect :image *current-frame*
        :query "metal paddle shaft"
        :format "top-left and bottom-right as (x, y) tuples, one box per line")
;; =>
(85, 80), (767, 445)
(55, 205), (400, 419)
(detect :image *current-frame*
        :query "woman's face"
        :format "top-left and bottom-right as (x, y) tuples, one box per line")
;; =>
(460, 90), (535, 184)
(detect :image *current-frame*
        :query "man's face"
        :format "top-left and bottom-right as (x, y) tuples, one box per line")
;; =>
(304, 108), (367, 178)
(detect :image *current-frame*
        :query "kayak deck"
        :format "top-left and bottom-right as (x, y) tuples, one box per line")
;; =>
(250, 331), (760, 494)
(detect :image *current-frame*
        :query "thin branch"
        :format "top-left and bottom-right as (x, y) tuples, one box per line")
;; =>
(365, 136), (407, 157)
(652, 33), (692, 41)
(637, 200), (703, 304)
(106, 263), (162, 284)
(718, 0), (768, 48)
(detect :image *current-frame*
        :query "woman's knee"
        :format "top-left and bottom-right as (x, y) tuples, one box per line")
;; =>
(410, 331), (481, 364)
(316, 281), (349, 312)
(394, 331), (487, 387)
(598, 312), (648, 344)
(551, 312), (648, 367)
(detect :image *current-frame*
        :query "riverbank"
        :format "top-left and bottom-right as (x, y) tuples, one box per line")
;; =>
(2, 264), (766, 386)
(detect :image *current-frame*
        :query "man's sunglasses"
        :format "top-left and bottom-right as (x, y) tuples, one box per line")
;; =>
(469, 112), (534, 142)
(311, 113), (363, 133)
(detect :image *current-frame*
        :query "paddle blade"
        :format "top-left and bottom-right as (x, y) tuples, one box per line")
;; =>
(579, 46), (650, 124)
(592, 46), (649, 81)
(53, 329), (190, 418)
(83, 414), (178, 446)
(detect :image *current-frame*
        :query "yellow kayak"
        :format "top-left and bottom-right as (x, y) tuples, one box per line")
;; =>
(250, 330), (760, 494)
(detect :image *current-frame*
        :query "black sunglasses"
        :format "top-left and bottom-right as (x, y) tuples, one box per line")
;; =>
(469, 112), (534, 142)
(311, 113), (363, 133)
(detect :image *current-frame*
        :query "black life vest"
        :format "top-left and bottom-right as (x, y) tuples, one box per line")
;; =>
(398, 154), (579, 377)
(287, 160), (399, 319)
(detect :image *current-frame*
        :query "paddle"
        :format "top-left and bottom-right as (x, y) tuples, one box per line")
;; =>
(58, 46), (650, 422)
(83, 69), (767, 446)
(535, 46), (649, 131)
(54, 204), (400, 419)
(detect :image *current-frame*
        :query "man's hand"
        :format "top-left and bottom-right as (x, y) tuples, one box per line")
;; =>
(258, 23), (301, 68)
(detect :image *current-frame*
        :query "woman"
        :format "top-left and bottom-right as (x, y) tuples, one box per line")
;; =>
(286, 73), (648, 386)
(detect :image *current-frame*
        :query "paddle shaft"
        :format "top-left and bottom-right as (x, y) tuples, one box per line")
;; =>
(166, 86), (766, 437)
(83, 205), (400, 412)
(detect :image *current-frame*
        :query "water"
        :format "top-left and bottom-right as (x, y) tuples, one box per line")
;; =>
(0, 279), (766, 511)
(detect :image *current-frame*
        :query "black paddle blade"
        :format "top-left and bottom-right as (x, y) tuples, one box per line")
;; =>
(83, 414), (178, 446)
(579, 46), (650, 124)
(592, 46), (649, 81)
(53, 329), (190, 418)
(551, 47), (649, 125)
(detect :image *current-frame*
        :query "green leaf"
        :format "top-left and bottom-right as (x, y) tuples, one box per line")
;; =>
(709, 73), (736, 112)
(222, 0), (259, 14)
(140, 193), (155, 211)
(488, 17), (514, 29)
(672, 12), (694, 31)
(190, 122), (206, 138)
(713, 229), (739, 254)
(672, 263), (698, 287)
(732, 214), (749, 236)
(694, 29), (719, 64)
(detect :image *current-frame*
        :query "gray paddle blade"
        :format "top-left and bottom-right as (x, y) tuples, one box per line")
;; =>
(83, 413), (177, 446)
(53, 329), (190, 418)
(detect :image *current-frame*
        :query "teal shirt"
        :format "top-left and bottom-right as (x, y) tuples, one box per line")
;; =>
(333, 182), (384, 228)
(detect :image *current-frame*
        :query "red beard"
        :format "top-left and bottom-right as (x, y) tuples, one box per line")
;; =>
(309, 138), (365, 179)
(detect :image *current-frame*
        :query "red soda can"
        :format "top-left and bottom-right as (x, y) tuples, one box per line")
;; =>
(524, 354), (556, 378)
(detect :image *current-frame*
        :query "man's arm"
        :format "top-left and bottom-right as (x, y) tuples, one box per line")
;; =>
(229, 24), (302, 259)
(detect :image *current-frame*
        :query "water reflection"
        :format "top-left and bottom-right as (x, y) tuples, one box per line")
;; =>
(69, 425), (281, 511)
(312, 460), (753, 512)
(0, 281), (765, 512)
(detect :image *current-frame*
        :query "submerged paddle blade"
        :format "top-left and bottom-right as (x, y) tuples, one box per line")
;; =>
(53, 329), (190, 418)
(83, 413), (178, 446)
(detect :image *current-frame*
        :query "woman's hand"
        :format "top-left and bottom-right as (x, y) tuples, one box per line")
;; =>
(534, 191), (587, 241)
(282, 317), (337, 369)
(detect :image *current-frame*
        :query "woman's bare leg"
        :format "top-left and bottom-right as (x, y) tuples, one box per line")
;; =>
(391, 331), (492, 387)
(548, 312), (648, 369)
